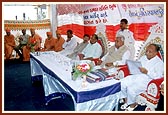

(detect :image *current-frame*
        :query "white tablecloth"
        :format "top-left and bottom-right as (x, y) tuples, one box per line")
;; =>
(30, 51), (121, 111)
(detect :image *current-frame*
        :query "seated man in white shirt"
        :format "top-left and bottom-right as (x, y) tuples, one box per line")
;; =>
(67, 34), (90, 60)
(78, 34), (102, 60)
(97, 34), (131, 69)
(59, 29), (77, 56)
(120, 44), (164, 111)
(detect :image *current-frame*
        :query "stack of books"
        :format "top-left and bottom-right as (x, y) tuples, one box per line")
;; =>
(86, 69), (115, 83)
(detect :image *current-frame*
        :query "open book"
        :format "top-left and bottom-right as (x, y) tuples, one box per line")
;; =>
(126, 60), (142, 75)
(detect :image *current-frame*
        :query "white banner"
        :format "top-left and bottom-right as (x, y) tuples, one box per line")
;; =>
(82, 4), (121, 26)
(118, 4), (164, 24)
(80, 4), (164, 26)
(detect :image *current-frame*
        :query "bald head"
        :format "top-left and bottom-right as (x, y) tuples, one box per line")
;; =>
(6, 29), (11, 36)
(145, 44), (159, 60)
(46, 32), (52, 39)
(6, 29), (11, 32)
(56, 30), (62, 39)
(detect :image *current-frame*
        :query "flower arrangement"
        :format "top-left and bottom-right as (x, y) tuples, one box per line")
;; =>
(72, 62), (92, 80)
(29, 39), (37, 52)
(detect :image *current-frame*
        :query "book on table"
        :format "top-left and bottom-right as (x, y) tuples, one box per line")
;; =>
(86, 69), (115, 83)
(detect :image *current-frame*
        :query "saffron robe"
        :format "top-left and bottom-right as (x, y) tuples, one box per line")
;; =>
(4, 34), (15, 59)
(44, 37), (56, 51)
(54, 37), (65, 52)
(22, 34), (42, 61)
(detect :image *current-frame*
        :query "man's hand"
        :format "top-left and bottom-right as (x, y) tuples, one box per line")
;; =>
(96, 59), (102, 65)
(139, 67), (148, 74)
(78, 54), (84, 60)
(105, 62), (113, 67)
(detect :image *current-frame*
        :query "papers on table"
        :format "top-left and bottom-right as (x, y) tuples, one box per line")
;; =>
(126, 60), (142, 75)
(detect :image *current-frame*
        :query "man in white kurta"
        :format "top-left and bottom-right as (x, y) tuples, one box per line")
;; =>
(120, 44), (164, 111)
(67, 34), (90, 60)
(59, 30), (77, 56)
(116, 19), (135, 60)
(78, 34), (102, 60)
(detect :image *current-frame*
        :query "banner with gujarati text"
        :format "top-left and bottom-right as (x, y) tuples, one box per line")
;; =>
(57, 4), (164, 42)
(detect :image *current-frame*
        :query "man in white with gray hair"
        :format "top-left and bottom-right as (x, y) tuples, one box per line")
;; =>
(97, 34), (131, 69)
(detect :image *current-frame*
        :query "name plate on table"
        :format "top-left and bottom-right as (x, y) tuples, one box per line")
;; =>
(86, 69), (115, 83)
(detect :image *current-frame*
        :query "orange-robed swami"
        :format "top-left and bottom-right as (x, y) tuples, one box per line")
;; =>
(22, 34), (42, 61)
(55, 37), (65, 52)
(44, 37), (56, 51)
(4, 34), (16, 59)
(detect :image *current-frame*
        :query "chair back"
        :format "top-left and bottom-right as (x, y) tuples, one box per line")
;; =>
(147, 77), (164, 99)
(137, 22), (164, 60)
(97, 32), (108, 58)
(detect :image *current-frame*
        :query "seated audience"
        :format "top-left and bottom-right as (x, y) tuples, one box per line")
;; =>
(22, 28), (42, 61)
(78, 34), (102, 60)
(68, 34), (90, 60)
(54, 30), (65, 52)
(120, 44), (164, 111)
(4, 29), (16, 60)
(14, 29), (30, 60)
(43, 32), (56, 51)
(59, 29), (77, 56)
(97, 34), (131, 69)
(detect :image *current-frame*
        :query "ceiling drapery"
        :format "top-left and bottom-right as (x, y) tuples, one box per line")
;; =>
(4, 19), (51, 30)
(57, 4), (84, 15)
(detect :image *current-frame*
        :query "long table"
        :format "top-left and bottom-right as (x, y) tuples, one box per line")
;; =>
(30, 51), (121, 111)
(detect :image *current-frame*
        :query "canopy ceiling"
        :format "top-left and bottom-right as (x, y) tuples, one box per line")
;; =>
(56, 4), (99, 15)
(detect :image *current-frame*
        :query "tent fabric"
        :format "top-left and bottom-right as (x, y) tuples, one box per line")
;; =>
(57, 23), (157, 42)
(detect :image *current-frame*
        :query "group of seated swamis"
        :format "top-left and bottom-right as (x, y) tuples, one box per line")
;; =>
(4, 19), (164, 111)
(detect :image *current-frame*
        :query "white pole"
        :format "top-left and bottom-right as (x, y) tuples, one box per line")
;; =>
(49, 4), (57, 37)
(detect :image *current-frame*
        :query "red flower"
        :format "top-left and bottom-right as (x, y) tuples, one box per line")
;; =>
(31, 39), (36, 44)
